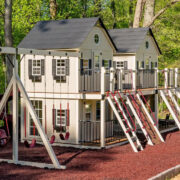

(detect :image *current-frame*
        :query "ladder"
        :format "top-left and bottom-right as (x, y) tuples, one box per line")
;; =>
(107, 91), (143, 153)
(159, 90), (180, 129)
(127, 91), (164, 145)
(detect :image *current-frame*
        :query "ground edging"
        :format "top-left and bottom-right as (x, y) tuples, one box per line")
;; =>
(148, 164), (180, 180)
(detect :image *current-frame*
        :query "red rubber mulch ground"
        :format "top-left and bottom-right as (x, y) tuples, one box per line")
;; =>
(0, 131), (180, 180)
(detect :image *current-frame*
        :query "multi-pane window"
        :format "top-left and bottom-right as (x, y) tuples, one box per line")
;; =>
(85, 104), (92, 121)
(94, 56), (100, 69)
(146, 59), (149, 69)
(56, 59), (66, 76)
(116, 61), (124, 69)
(32, 60), (41, 76)
(55, 109), (67, 132)
(83, 59), (89, 69)
(29, 100), (42, 136)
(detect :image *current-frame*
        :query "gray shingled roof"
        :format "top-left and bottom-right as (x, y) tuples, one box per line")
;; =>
(18, 17), (116, 50)
(109, 28), (161, 54)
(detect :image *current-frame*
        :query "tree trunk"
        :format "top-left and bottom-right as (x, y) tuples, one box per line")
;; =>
(133, 0), (145, 28)
(50, 0), (57, 20)
(4, 0), (13, 83)
(143, 0), (155, 27)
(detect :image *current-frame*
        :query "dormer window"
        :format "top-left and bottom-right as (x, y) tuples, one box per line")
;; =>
(94, 34), (99, 44)
(146, 41), (149, 49)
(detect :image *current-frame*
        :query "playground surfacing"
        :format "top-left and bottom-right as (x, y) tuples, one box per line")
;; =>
(0, 131), (179, 180)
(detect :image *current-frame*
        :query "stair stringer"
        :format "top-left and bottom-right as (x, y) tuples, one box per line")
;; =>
(136, 94), (165, 142)
(160, 90), (180, 130)
(168, 90), (180, 113)
(114, 95), (143, 151)
(126, 96), (153, 146)
(107, 96), (141, 153)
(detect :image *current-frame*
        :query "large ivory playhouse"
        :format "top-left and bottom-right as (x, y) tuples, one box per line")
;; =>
(18, 17), (180, 151)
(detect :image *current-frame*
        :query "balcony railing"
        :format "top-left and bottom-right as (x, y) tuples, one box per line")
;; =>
(79, 68), (180, 93)
(79, 120), (126, 146)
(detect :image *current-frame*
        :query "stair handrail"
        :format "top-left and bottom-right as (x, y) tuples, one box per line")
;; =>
(127, 89), (147, 128)
(116, 91), (136, 131)
(107, 91), (132, 133)
(138, 89), (158, 126)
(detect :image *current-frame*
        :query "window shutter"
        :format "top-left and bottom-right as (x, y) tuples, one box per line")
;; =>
(88, 59), (92, 75)
(109, 60), (112, 68)
(41, 59), (45, 75)
(113, 61), (116, 69)
(28, 59), (33, 79)
(52, 59), (56, 78)
(66, 59), (70, 76)
(124, 61), (128, 69)
(102, 60), (105, 67)
(136, 61), (139, 69)
(142, 61), (144, 68)
(80, 59), (83, 75)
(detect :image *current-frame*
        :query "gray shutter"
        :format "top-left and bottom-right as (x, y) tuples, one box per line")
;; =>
(52, 59), (56, 78)
(124, 61), (128, 69)
(109, 60), (112, 68)
(88, 59), (92, 75)
(80, 59), (83, 75)
(28, 59), (33, 79)
(142, 61), (144, 68)
(41, 59), (45, 75)
(66, 59), (70, 76)
(136, 61), (139, 69)
(113, 61), (116, 69)
(102, 60), (105, 67)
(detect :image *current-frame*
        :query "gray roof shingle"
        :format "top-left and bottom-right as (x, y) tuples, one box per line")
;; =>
(109, 27), (161, 54)
(18, 17), (116, 50)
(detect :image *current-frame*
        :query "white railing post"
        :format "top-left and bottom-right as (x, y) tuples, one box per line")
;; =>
(133, 70), (136, 91)
(164, 68), (168, 89)
(110, 67), (115, 92)
(175, 68), (178, 89)
(100, 67), (106, 148)
(119, 69), (123, 91)
(154, 68), (158, 89)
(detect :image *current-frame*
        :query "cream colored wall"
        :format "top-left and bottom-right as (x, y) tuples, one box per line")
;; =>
(80, 26), (113, 61)
(21, 98), (79, 144)
(136, 35), (159, 67)
(113, 55), (136, 70)
(20, 55), (79, 95)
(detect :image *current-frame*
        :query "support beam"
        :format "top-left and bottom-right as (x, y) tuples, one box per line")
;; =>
(16, 75), (65, 169)
(13, 55), (18, 164)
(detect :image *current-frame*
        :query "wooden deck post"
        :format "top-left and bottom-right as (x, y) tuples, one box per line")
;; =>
(13, 55), (19, 164)
(110, 67), (115, 92)
(154, 68), (158, 89)
(164, 68), (168, 89)
(175, 68), (178, 88)
(101, 67), (106, 148)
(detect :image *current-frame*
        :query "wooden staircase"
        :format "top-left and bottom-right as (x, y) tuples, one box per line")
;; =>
(107, 91), (143, 153)
(127, 92), (164, 145)
(160, 90), (180, 129)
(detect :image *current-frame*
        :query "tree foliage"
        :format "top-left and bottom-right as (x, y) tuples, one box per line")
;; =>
(0, 0), (179, 70)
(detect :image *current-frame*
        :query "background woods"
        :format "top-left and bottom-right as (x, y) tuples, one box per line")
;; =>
(0, 0), (179, 70)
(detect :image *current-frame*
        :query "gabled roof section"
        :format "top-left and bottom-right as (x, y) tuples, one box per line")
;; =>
(109, 27), (161, 54)
(18, 17), (117, 50)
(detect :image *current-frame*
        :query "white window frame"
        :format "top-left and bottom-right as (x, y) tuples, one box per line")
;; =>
(94, 56), (100, 69)
(56, 109), (66, 127)
(56, 59), (66, 76)
(29, 100), (42, 137)
(32, 60), (41, 76)
(116, 61), (124, 69)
